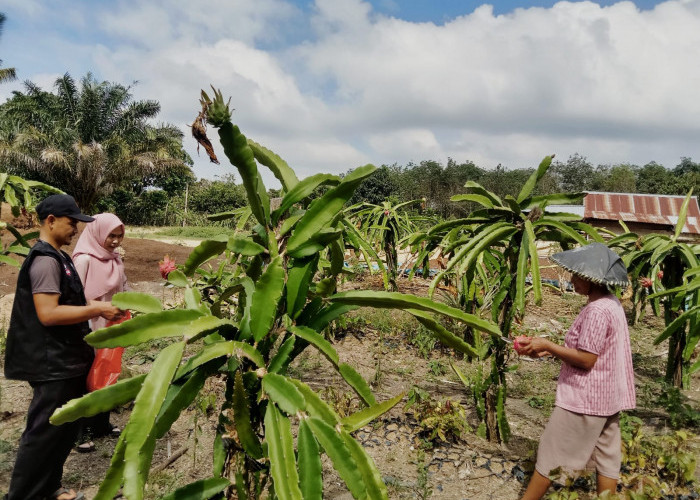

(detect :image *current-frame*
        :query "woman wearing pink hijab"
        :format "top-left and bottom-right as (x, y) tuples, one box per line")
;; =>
(72, 213), (128, 451)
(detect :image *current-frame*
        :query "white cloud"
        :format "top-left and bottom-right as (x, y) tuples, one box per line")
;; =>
(98, 0), (300, 47)
(1, 0), (48, 17)
(297, 1), (700, 134)
(368, 128), (441, 162)
(3, 0), (700, 185)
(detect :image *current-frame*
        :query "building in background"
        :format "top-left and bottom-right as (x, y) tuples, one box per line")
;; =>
(546, 192), (700, 242)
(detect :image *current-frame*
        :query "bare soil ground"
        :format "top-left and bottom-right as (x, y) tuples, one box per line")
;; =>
(0, 230), (698, 499)
(0, 232), (195, 296)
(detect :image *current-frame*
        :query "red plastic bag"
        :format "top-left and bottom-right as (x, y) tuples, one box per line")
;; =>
(86, 310), (131, 392)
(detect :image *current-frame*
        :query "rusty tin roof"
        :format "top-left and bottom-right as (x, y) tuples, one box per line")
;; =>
(583, 192), (700, 235)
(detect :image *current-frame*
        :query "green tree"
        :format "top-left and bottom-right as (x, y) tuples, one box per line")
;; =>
(146, 162), (196, 196)
(608, 164), (638, 192)
(96, 162), (197, 226)
(188, 175), (247, 214)
(674, 157), (700, 176)
(673, 158), (700, 198)
(399, 160), (447, 215)
(349, 164), (399, 205)
(552, 153), (594, 192)
(96, 188), (173, 226)
(480, 164), (533, 200)
(444, 158), (484, 186)
(386, 159), (485, 219)
(442, 158), (486, 217)
(0, 73), (191, 211)
(0, 13), (16, 83)
(637, 162), (673, 194)
(590, 163), (637, 193)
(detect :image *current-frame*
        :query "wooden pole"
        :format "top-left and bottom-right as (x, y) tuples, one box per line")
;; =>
(183, 183), (189, 227)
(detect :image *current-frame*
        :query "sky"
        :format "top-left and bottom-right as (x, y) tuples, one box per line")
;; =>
(1, 0), (699, 188)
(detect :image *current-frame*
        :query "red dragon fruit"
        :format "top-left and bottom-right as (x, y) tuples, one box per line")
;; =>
(513, 335), (530, 354)
(159, 254), (177, 280)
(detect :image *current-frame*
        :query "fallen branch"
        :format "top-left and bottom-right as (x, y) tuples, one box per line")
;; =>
(151, 446), (189, 474)
(464, 470), (501, 480)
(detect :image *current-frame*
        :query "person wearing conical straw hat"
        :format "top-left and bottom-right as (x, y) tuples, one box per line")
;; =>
(518, 243), (636, 500)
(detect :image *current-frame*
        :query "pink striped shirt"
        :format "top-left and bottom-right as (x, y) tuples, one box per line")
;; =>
(555, 295), (636, 416)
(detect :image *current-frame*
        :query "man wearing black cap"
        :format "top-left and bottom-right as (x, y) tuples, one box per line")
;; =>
(4, 194), (123, 500)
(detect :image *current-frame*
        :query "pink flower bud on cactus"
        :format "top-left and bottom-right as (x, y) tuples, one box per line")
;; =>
(383, 210), (390, 216)
(657, 271), (664, 280)
(640, 277), (653, 288)
(513, 335), (529, 354)
(159, 254), (177, 280)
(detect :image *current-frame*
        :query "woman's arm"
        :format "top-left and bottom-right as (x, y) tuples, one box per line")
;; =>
(121, 263), (129, 292)
(518, 337), (598, 370)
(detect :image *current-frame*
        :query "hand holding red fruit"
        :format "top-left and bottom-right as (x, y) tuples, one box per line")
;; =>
(513, 335), (530, 354)
(515, 336), (552, 358)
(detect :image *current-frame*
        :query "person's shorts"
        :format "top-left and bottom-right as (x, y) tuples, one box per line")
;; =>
(535, 406), (621, 482)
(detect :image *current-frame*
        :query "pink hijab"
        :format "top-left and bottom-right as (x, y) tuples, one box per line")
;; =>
(73, 213), (125, 301)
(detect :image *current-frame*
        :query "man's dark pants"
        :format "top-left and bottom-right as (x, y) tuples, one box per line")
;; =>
(6, 376), (85, 500)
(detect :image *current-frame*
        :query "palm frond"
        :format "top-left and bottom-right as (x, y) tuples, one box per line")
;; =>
(40, 147), (70, 168)
(55, 73), (79, 123)
(0, 67), (16, 83)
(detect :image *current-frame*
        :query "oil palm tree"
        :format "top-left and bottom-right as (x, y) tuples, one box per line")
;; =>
(0, 13), (17, 83)
(0, 73), (189, 211)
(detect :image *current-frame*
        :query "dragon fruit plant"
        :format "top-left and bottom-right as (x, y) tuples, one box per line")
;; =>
(50, 87), (502, 500)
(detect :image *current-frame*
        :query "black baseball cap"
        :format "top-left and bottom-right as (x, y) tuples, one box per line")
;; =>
(36, 194), (95, 222)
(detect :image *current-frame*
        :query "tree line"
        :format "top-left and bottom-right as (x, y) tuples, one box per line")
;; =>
(349, 154), (699, 219)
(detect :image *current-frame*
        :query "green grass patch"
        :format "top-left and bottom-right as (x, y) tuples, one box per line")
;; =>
(128, 225), (233, 241)
(145, 470), (186, 500)
(151, 226), (233, 239)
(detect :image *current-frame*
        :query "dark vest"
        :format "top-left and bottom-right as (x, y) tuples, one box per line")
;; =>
(4, 240), (93, 381)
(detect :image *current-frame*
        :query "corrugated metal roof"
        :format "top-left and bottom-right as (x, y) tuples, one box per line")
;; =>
(583, 192), (700, 235)
(545, 205), (585, 216)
